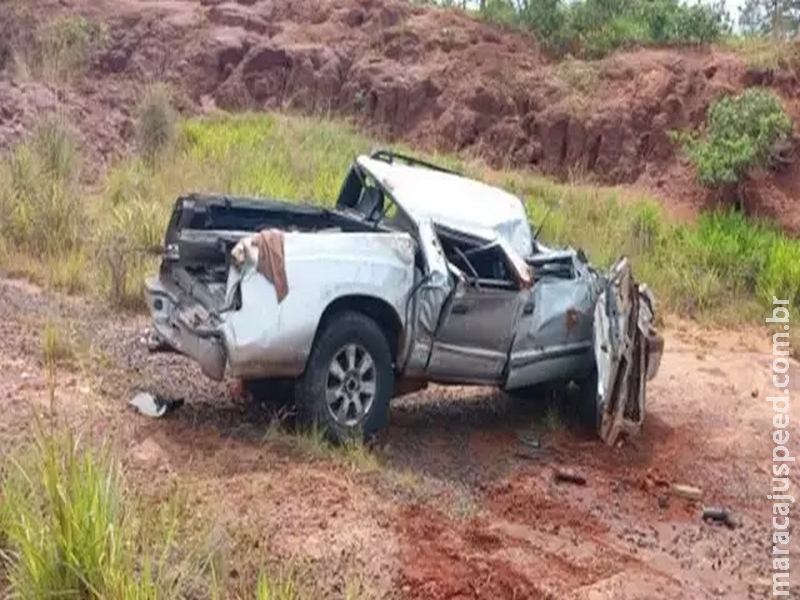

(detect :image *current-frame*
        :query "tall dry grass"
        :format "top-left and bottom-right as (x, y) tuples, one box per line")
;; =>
(2, 108), (800, 335)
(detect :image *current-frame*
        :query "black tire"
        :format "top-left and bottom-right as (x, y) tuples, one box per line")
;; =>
(294, 311), (394, 444)
(243, 378), (295, 410)
(575, 364), (602, 432)
(506, 381), (561, 404)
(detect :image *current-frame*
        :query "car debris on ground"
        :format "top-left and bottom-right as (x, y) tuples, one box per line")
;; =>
(129, 391), (184, 418)
(702, 506), (739, 529)
(670, 483), (703, 501)
(518, 432), (541, 448)
(552, 469), (587, 485)
(141, 150), (664, 444)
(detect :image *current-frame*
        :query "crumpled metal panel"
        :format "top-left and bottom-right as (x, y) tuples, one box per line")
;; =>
(504, 261), (598, 391)
(595, 258), (662, 446)
(358, 156), (533, 258)
(220, 230), (417, 379)
(414, 218), (453, 337)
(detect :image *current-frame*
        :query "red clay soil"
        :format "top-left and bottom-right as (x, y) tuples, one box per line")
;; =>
(395, 478), (648, 598)
(2, 0), (800, 231)
(0, 269), (795, 598)
(397, 504), (544, 600)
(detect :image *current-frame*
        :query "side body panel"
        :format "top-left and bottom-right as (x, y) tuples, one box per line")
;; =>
(416, 231), (533, 385)
(220, 231), (416, 379)
(504, 260), (598, 390)
(426, 284), (527, 383)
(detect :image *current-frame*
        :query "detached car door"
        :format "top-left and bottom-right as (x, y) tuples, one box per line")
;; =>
(594, 257), (662, 445)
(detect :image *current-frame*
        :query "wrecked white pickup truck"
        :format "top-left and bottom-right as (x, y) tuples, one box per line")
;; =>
(144, 150), (663, 445)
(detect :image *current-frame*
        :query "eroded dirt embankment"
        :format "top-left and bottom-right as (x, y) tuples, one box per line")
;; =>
(2, 0), (800, 231)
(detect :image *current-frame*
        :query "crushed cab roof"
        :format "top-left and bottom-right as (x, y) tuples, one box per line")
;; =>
(357, 155), (533, 257)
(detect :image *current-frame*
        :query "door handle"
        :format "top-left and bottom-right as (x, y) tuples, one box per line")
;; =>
(451, 303), (468, 315)
(523, 302), (534, 315)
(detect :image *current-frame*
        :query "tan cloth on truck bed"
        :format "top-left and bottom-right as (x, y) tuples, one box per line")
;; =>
(252, 229), (289, 303)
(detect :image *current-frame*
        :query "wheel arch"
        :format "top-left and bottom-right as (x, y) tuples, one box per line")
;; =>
(312, 294), (405, 367)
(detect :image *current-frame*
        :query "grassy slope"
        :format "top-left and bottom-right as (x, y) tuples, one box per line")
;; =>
(4, 110), (799, 327)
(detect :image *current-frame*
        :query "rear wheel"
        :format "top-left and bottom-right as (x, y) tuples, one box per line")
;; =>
(295, 311), (393, 444)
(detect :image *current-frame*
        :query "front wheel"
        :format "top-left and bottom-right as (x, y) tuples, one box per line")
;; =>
(295, 311), (394, 444)
(575, 364), (602, 433)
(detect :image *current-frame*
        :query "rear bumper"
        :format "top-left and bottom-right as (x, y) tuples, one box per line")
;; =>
(144, 276), (228, 381)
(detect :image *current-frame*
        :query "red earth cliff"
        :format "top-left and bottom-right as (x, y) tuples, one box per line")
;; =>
(1, 0), (799, 232)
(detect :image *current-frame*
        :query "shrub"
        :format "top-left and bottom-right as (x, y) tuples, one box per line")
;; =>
(757, 237), (800, 308)
(8, 14), (108, 83)
(33, 118), (81, 182)
(41, 16), (106, 82)
(136, 84), (177, 167)
(254, 569), (300, 600)
(0, 431), (129, 598)
(476, 0), (729, 57)
(95, 199), (164, 309)
(0, 120), (84, 256)
(676, 89), (793, 187)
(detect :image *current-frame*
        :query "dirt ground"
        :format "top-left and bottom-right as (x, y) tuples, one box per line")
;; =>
(2, 0), (800, 233)
(1, 271), (797, 600)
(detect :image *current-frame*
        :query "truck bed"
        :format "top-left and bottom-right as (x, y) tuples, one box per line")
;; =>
(162, 193), (386, 270)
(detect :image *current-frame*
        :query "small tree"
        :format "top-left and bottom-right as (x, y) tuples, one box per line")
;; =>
(676, 89), (793, 197)
(739, 0), (800, 37)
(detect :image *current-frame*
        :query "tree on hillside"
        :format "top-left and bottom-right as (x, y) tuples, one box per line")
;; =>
(738, 0), (800, 37)
(674, 89), (793, 209)
(415, 0), (730, 56)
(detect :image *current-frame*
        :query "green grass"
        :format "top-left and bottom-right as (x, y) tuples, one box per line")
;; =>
(0, 420), (218, 599)
(720, 36), (800, 71)
(0, 329), (218, 599)
(0, 424), (361, 599)
(1, 109), (799, 333)
(0, 338), (348, 600)
(543, 405), (562, 432)
(254, 568), (301, 600)
(0, 422), (324, 600)
(264, 418), (382, 475)
(40, 317), (92, 370)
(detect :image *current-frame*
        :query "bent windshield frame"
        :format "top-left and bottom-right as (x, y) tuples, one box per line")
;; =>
(335, 162), (416, 235)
